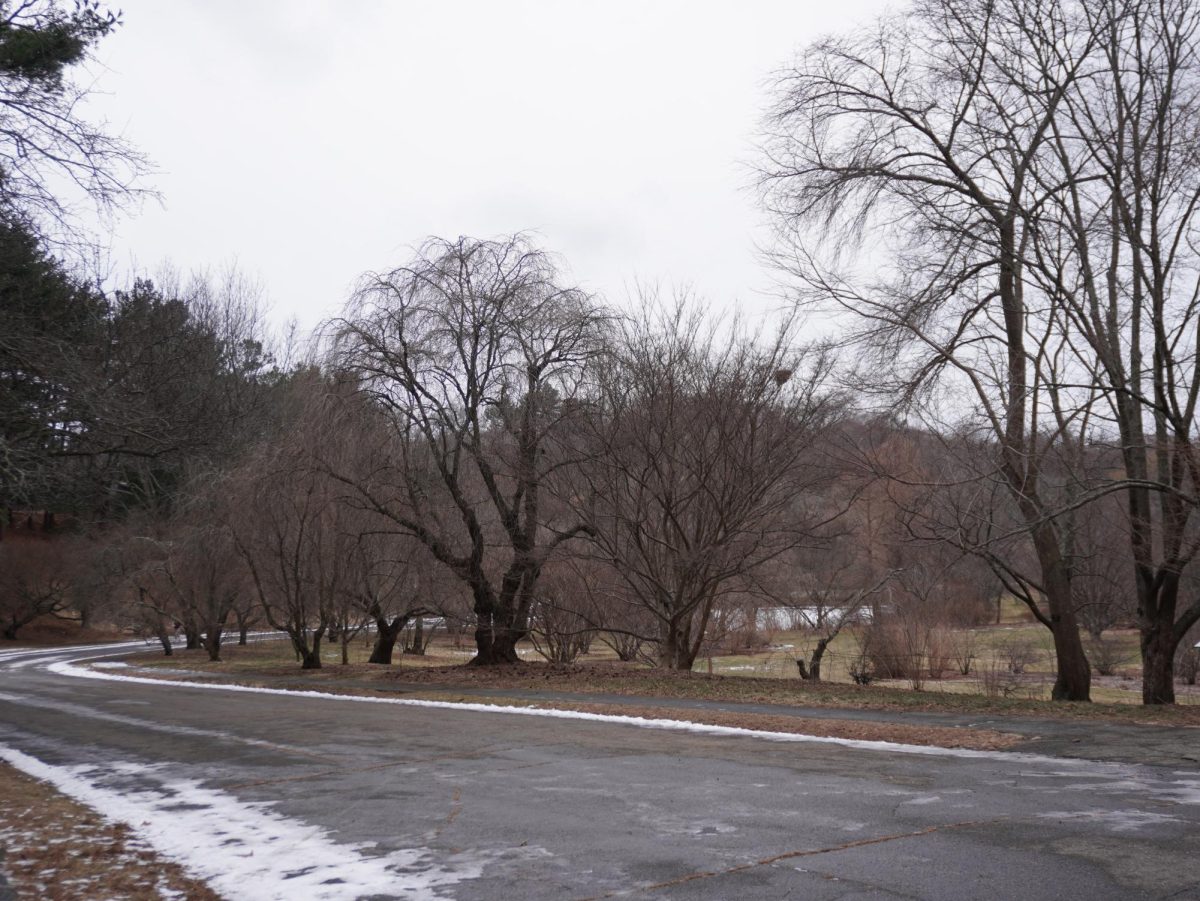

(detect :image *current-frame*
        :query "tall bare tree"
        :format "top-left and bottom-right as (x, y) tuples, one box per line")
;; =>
(331, 235), (608, 665)
(563, 296), (841, 670)
(761, 0), (1101, 699)
(1017, 0), (1200, 702)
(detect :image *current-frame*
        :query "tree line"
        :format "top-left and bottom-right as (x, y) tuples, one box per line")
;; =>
(4, 0), (1200, 705)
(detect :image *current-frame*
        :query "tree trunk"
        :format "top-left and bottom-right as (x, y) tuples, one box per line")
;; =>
(299, 634), (322, 669)
(368, 615), (407, 665)
(407, 616), (426, 655)
(1141, 624), (1178, 705)
(657, 621), (697, 671)
(203, 627), (222, 662)
(238, 626), (248, 646)
(468, 589), (523, 665)
(1031, 524), (1091, 701)
(156, 626), (173, 656)
(289, 628), (324, 669)
(471, 627), (522, 665)
(184, 626), (200, 650)
(798, 637), (830, 681)
(300, 648), (322, 669)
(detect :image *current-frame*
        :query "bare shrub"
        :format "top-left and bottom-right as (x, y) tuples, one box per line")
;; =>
(848, 644), (876, 685)
(926, 627), (954, 680)
(977, 660), (1019, 699)
(1085, 634), (1132, 677)
(857, 620), (928, 689)
(949, 630), (977, 676)
(1000, 636), (1039, 674)
(529, 596), (594, 665)
(600, 630), (645, 662)
(528, 569), (595, 665)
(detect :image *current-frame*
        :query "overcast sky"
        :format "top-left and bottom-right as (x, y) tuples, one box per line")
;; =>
(87, 1), (891, 329)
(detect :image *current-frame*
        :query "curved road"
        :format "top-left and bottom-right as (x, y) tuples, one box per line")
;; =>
(2, 641), (1199, 900)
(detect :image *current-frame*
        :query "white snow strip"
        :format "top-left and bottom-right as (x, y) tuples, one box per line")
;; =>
(49, 657), (1087, 766)
(0, 745), (479, 900)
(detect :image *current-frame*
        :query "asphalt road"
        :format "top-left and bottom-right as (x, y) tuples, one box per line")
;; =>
(2, 641), (1200, 900)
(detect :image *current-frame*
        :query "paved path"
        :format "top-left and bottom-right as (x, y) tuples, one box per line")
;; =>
(2, 641), (1200, 899)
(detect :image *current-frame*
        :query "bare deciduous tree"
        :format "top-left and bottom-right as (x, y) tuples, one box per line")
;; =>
(331, 235), (608, 665)
(761, 0), (1100, 699)
(564, 295), (841, 670)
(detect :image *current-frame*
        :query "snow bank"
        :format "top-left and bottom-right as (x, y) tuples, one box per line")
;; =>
(0, 745), (479, 900)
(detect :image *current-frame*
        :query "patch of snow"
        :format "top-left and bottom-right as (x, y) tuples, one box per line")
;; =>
(1037, 808), (1182, 832)
(0, 746), (482, 901)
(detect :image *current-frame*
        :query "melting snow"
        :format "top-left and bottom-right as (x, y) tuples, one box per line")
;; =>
(0, 746), (481, 900)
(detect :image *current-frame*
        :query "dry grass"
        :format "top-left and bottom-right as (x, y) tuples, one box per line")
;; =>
(0, 763), (218, 901)
(125, 639), (1200, 728)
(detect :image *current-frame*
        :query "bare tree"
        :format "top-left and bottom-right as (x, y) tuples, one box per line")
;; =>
(1013, 0), (1200, 703)
(330, 235), (608, 665)
(346, 531), (437, 666)
(527, 561), (595, 665)
(232, 429), (351, 670)
(564, 295), (841, 670)
(0, 537), (72, 639)
(760, 0), (1101, 699)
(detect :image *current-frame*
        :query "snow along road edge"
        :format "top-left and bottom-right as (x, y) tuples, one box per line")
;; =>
(0, 745), (481, 901)
(47, 654), (1093, 767)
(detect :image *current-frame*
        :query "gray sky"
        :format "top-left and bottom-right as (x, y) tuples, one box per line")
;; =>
(88, 1), (890, 329)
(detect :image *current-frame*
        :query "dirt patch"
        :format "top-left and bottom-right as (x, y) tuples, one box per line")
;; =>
(0, 762), (218, 900)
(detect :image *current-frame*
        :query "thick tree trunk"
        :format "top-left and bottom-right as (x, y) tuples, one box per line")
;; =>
(288, 628), (324, 669)
(1032, 524), (1091, 701)
(300, 649), (322, 669)
(468, 587), (524, 665)
(203, 627), (222, 662)
(238, 626), (248, 646)
(299, 635), (322, 669)
(368, 616), (407, 665)
(658, 621), (697, 671)
(470, 627), (522, 665)
(1141, 625), (1178, 705)
(156, 626), (173, 656)
(184, 626), (200, 651)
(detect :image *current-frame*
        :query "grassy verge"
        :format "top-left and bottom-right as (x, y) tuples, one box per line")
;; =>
(124, 640), (1200, 728)
(0, 762), (218, 901)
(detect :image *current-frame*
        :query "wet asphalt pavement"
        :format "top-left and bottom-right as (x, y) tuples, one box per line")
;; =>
(2, 641), (1200, 900)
